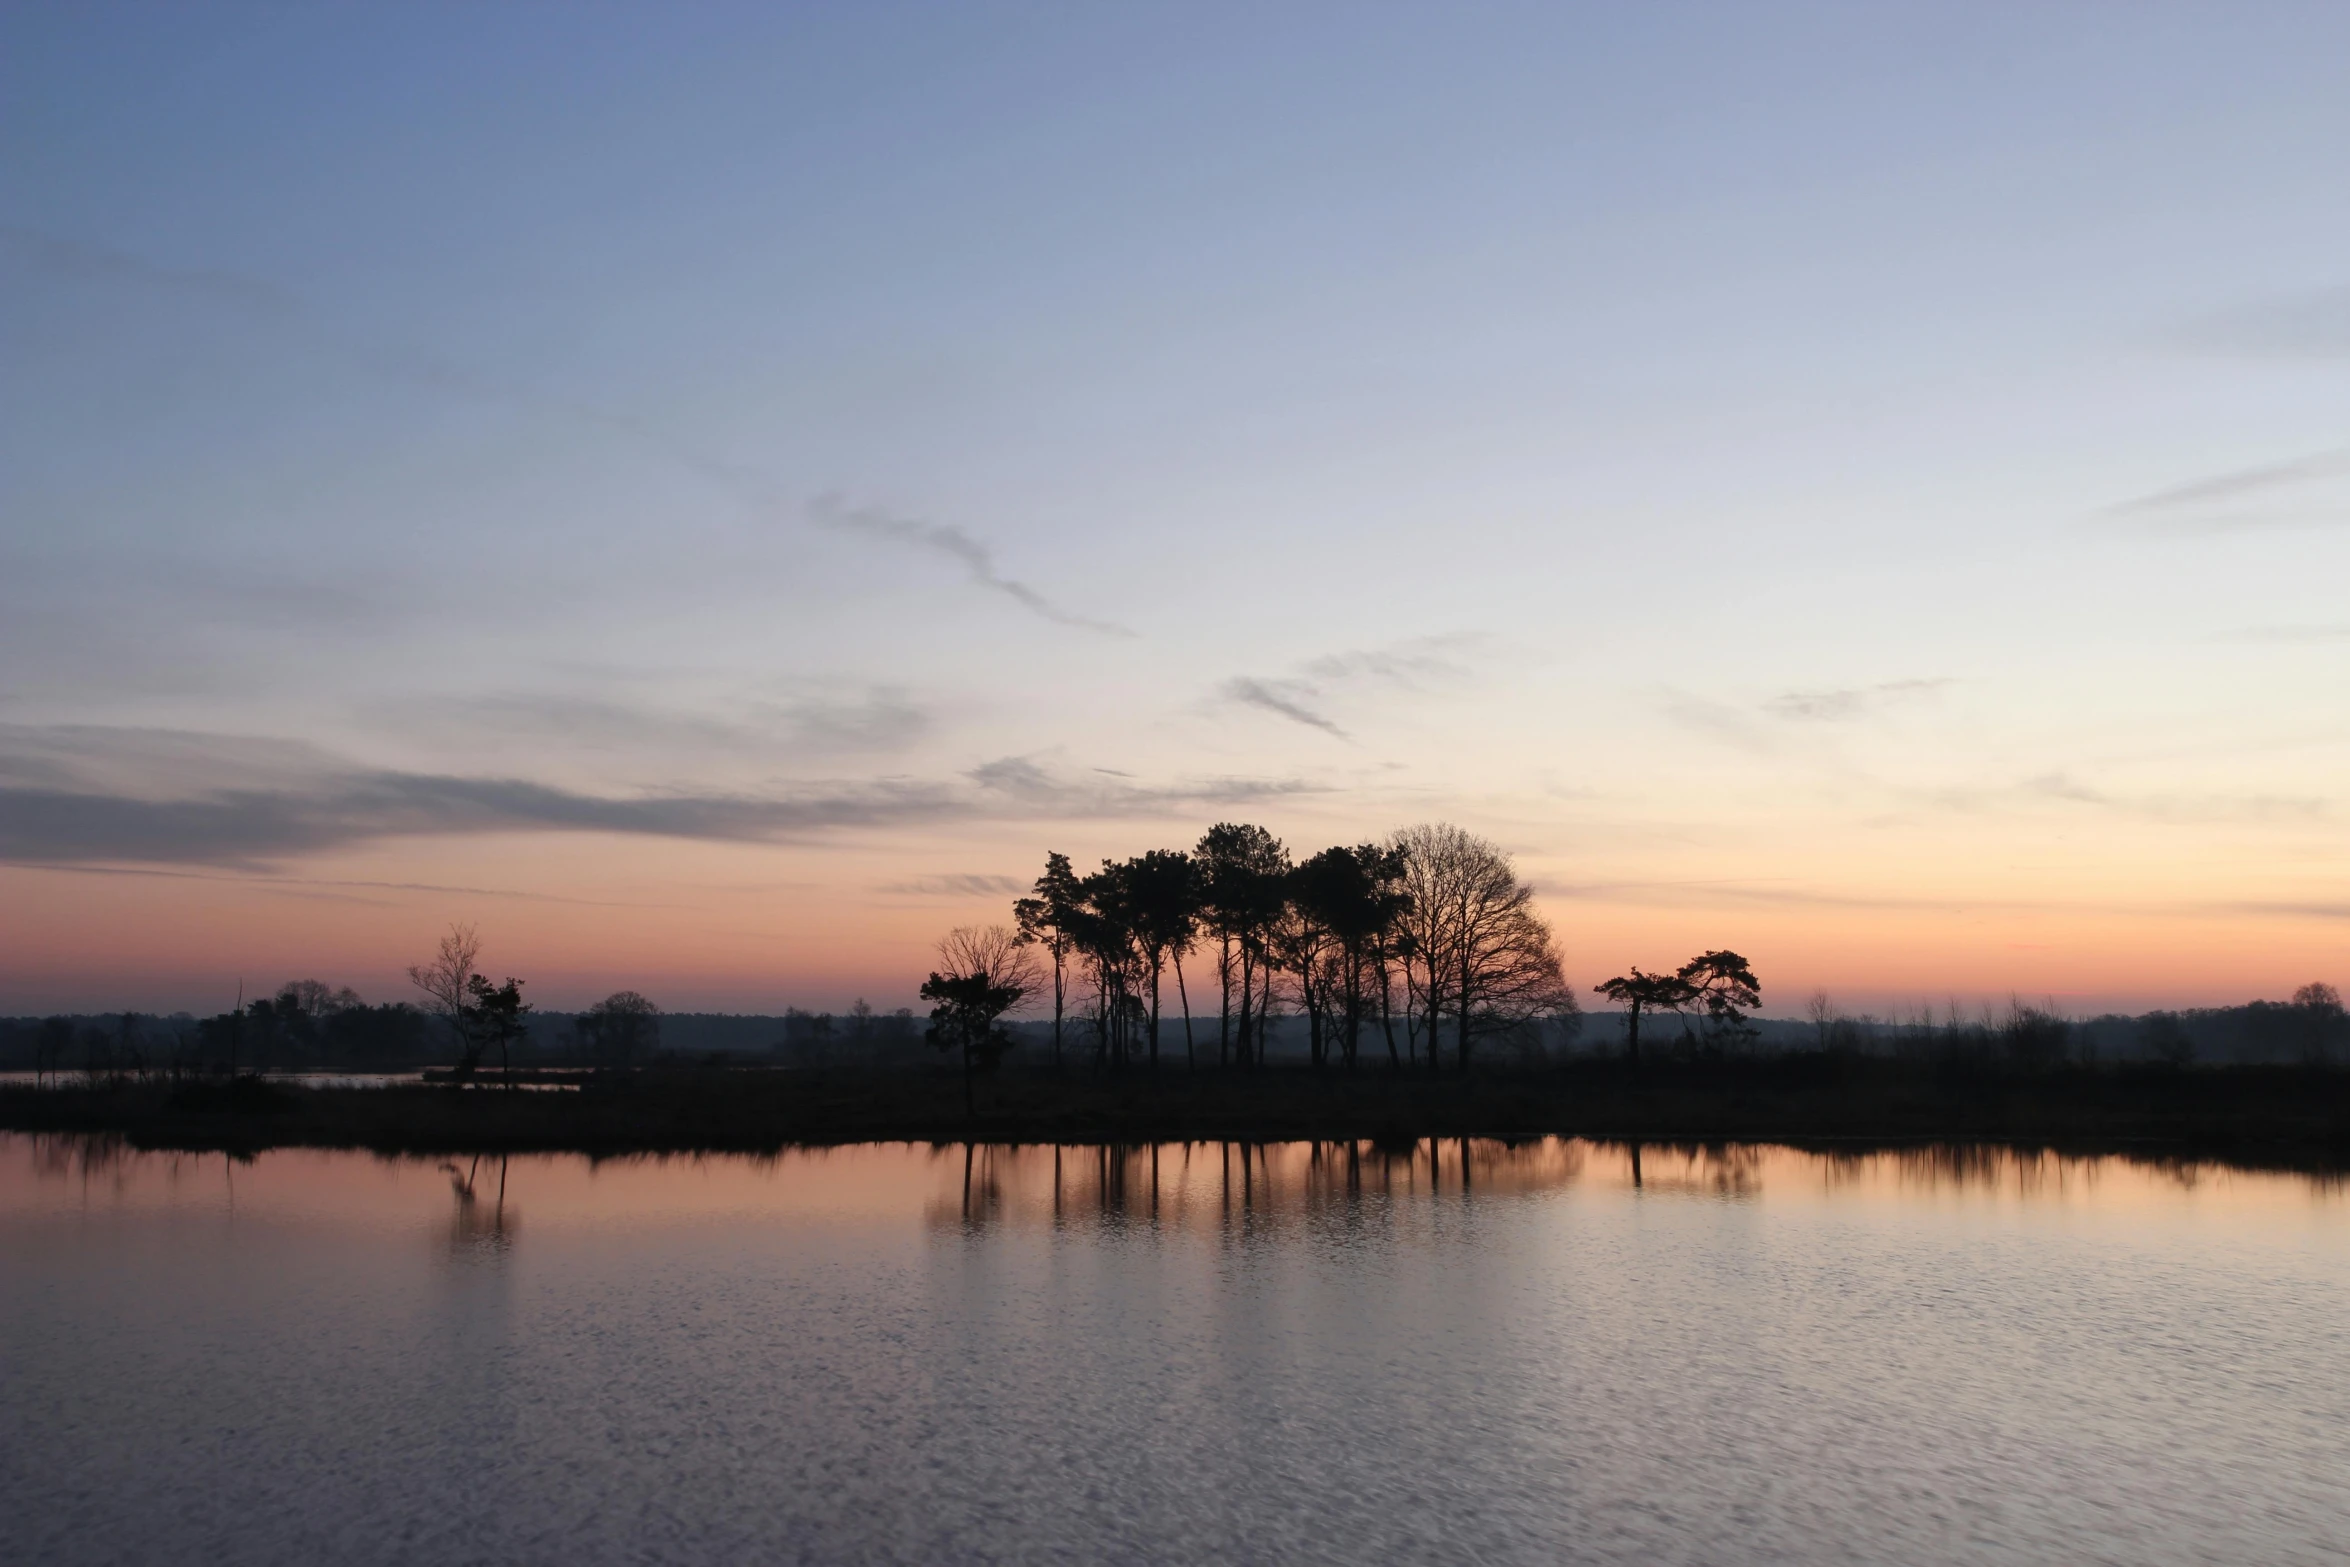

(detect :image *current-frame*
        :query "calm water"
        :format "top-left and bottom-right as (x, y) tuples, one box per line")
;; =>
(3, 1137), (2345, 1565)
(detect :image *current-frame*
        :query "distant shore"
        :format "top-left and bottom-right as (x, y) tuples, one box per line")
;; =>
(5, 1060), (2349, 1169)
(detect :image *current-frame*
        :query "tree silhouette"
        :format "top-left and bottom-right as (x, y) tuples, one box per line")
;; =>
(921, 925), (1042, 1114)
(1593, 969), (1695, 1067)
(407, 924), (484, 1074)
(1196, 824), (1289, 1069)
(1284, 845), (1408, 1069)
(1014, 851), (1082, 1068)
(464, 975), (532, 1089)
(578, 990), (660, 1071)
(1678, 950), (1762, 1050)
(1122, 849), (1198, 1070)
(1390, 824), (1564, 1071)
(2290, 981), (2345, 1065)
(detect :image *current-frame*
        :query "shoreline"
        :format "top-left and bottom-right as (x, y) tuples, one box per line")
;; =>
(4, 1061), (2348, 1171)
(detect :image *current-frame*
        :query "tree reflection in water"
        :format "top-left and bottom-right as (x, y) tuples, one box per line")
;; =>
(440, 1152), (515, 1254)
(934, 1137), (1617, 1233)
(925, 1135), (2293, 1233)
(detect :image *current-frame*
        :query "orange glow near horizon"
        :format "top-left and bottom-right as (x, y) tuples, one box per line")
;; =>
(5, 799), (2345, 1017)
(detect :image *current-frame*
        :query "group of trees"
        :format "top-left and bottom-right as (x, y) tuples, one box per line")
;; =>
(405, 925), (536, 1083)
(780, 1002), (922, 1066)
(9, 928), (670, 1084)
(8, 984), (433, 1084)
(406, 924), (672, 1075)
(925, 821), (1595, 1078)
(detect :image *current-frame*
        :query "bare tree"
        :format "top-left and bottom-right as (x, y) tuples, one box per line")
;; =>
(1390, 825), (1457, 1069)
(1805, 989), (1836, 1051)
(1390, 823), (1566, 1072)
(407, 923), (483, 1074)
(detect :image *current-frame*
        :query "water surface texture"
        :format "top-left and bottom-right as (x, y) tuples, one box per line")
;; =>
(4, 1137), (2344, 1565)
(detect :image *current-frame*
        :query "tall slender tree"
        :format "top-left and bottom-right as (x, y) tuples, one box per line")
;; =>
(1195, 824), (1288, 1069)
(1013, 852), (1082, 1069)
(1390, 825), (1460, 1071)
(1122, 849), (1197, 1070)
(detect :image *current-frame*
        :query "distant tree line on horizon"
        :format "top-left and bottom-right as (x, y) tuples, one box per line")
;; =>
(0, 946), (936, 1083)
(5, 867), (2348, 1082)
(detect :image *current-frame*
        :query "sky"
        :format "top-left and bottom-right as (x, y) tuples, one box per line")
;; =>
(4, 1), (2348, 1017)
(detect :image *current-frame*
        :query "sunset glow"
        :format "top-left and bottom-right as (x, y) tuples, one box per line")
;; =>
(6, 6), (2348, 1016)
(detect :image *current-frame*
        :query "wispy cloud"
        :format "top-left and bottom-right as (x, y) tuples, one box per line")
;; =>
(2105, 447), (2350, 534)
(2173, 286), (2350, 361)
(424, 689), (931, 759)
(1764, 678), (1951, 722)
(13, 860), (682, 908)
(7, 224), (1136, 637)
(1921, 772), (2329, 826)
(1221, 677), (1348, 738)
(1218, 635), (1485, 739)
(1659, 691), (1780, 755)
(878, 873), (1029, 898)
(810, 497), (1132, 636)
(0, 726), (1315, 867)
(1538, 878), (2010, 914)
(2223, 901), (2350, 922)
(1300, 635), (1484, 687)
(2210, 623), (2350, 645)
(0, 223), (293, 315)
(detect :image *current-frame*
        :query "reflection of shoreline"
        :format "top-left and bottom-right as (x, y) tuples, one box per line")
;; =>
(6, 1134), (2339, 1228)
(923, 1136), (2346, 1232)
(11, 1067), (2350, 1169)
(934, 1138), (1604, 1231)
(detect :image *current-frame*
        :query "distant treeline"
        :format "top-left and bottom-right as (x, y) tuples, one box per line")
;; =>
(5, 994), (2346, 1079)
(0, 998), (921, 1078)
(1760, 988), (2350, 1070)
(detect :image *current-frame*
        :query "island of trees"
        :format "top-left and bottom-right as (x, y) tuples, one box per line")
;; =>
(5, 821), (2350, 1162)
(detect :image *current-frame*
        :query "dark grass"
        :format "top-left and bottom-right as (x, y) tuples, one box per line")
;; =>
(6, 1057), (2350, 1169)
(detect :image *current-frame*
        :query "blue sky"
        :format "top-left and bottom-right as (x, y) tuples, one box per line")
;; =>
(4, 2), (2348, 1011)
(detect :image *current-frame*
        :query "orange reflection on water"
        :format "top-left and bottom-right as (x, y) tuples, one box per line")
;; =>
(5, 1134), (2339, 1247)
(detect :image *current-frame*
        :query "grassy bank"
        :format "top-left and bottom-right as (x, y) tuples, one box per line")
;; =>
(6, 1058), (2350, 1167)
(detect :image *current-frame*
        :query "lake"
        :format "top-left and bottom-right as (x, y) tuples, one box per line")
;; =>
(3, 1135), (2344, 1565)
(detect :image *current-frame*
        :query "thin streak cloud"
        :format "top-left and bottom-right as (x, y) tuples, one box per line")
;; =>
(0, 223), (293, 315)
(7, 224), (1132, 637)
(2173, 286), (2350, 360)
(878, 874), (1029, 898)
(2105, 447), (2350, 533)
(1764, 679), (1952, 722)
(810, 497), (1134, 636)
(1221, 678), (1348, 738)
